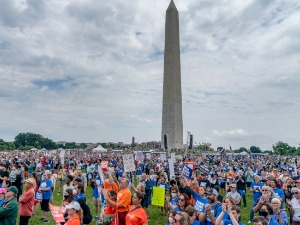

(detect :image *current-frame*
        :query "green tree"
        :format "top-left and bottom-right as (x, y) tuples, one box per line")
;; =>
(234, 147), (248, 153)
(272, 141), (290, 155)
(14, 132), (57, 150)
(250, 146), (261, 153)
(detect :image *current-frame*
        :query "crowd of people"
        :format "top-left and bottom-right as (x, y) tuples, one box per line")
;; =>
(0, 149), (299, 225)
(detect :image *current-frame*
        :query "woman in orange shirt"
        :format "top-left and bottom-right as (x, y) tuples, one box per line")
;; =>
(56, 202), (82, 225)
(125, 191), (148, 225)
(99, 189), (118, 225)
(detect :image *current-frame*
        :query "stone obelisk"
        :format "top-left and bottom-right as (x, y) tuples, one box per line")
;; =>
(161, 0), (183, 152)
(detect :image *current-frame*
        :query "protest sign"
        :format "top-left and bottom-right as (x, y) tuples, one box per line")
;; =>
(160, 153), (167, 161)
(197, 162), (212, 175)
(59, 149), (65, 158)
(122, 154), (136, 172)
(50, 204), (65, 223)
(34, 191), (42, 202)
(182, 164), (193, 179)
(135, 152), (144, 162)
(171, 153), (176, 162)
(101, 161), (108, 173)
(186, 161), (194, 170)
(146, 153), (152, 160)
(152, 187), (165, 207)
(60, 157), (64, 165)
(168, 159), (175, 179)
(97, 165), (105, 183)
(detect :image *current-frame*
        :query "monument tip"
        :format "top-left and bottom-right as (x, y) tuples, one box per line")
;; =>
(167, 0), (177, 11)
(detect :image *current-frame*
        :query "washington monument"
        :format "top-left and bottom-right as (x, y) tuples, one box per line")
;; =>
(161, 0), (183, 151)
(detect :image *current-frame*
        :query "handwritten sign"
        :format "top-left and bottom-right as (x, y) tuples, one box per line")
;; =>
(122, 154), (136, 172)
(152, 187), (165, 207)
(171, 153), (176, 162)
(146, 153), (152, 159)
(160, 153), (166, 161)
(50, 204), (65, 223)
(101, 161), (108, 173)
(135, 152), (144, 162)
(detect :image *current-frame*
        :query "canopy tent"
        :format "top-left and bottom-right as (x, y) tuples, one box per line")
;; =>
(92, 145), (107, 152)
(31, 147), (38, 151)
(240, 151), (248, 155)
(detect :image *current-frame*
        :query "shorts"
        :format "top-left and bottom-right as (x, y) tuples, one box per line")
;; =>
(93, 197), (101, 206)
(24, 171), (29, 177)
(41, 199), (50, 211)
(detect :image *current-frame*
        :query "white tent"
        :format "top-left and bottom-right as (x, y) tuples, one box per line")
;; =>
(240, 151), (248, 155)
(31, 147), (38, 151)
(92, 145), (107, 152)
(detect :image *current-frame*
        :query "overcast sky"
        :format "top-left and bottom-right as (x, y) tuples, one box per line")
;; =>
(0, 0), (299, 150)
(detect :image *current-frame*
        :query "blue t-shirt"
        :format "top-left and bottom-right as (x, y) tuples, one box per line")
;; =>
(250, 182), (264, 200)
(192, 192), (208, 212)
(191, 220), (200, 225)
(174, 206), (184, 212)
(223, 219), (245, 225)
(170, 197), (179, 209)
(40, 179), (53, 200)
(93, 177), (102, 198)
(201, 202), (222, 225)
(74, 193), (86, 202)
(273, 188), (285, 200)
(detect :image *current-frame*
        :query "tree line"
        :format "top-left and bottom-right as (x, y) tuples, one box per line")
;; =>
(0, 132), (87, 150)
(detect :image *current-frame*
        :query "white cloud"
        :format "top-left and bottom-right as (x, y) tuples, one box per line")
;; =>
(212, 129), (249, 137)
(0, 0), (299, 150)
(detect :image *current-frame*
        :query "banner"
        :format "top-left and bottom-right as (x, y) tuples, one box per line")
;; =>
(186, 161), (194, 170)
(122, 154), (136, 172)
(168, 159), (175, 179)
(152, 187), (165, 207)
(50, 204), (65, 223)
(182, 164), (193, 179)
(60, 157), (64, 165)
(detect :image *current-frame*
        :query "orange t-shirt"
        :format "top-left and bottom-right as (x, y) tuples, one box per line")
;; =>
(65, 214), (80, 225)
(117, 188), (131, 212)
(105, 180), (119, 192)
(125, 206), (147, 225)
(104, 204), (117, 225)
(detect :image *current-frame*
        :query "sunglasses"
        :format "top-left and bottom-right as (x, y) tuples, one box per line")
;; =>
(261, 190), (269, 192)
(179, 198), (185, 201)
(293, 192), (299, 195)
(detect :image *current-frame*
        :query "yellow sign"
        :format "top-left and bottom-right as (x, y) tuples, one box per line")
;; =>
(152, 187), (165, 207)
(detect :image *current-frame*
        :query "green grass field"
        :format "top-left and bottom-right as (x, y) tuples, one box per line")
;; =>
(18, 184), (257, 225)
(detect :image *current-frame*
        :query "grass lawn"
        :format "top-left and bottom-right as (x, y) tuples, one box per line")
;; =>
(18, 185), (257, 225)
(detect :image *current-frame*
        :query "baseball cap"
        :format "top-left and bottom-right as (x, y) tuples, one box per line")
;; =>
(0, 188), (7, 194)
(8, 186), (18, 195)
(205, 189), (219, 196)
(65, 202), (81, 211)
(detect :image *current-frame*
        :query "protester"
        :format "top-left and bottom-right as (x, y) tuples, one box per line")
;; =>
(0, 188), (6, 206)
(125, 191), (148, 225)
(286, 187), (300, 225)
(77, 198), (92, 224)
(116, 178), (132, 225)
(18, 178), (35, 225)
(39, 172), (53, 223)
(100, 189), (118, 225)
(171, 211), (190, 225)
(174, 193), (190, 212)
(0, 186), (19, 225)
(216, 204), (244, 225)
(270, 198), (288, 225)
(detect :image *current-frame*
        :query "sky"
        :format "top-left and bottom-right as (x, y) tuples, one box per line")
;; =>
(0, 0), (299, 150)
